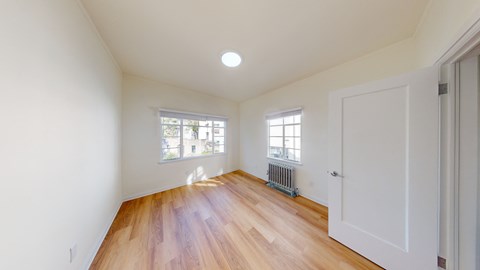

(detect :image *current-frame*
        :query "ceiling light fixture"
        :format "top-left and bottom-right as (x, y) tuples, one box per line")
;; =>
(221, 51), (242, 68)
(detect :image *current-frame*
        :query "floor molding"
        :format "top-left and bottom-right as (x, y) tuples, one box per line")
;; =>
(83, 200), (123, 270)
(234, 170), (328, 207)
(299, 193), (328, 207)
(123, 182), (191, 202)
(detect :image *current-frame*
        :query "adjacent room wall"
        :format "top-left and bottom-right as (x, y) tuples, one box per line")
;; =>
(122, 75), (239, 200)
(0, 1), (122, 269)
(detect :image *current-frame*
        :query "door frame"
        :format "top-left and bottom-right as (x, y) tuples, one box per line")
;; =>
(436, 9), (480, 270)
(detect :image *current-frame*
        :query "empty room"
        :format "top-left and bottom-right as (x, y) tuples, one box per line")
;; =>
(2, 0), (480, 269)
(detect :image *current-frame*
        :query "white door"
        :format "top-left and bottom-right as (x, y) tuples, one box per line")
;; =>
(328, 67), (439, 270)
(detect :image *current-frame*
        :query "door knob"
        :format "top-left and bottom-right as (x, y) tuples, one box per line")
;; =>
(327, 171), (343, 177)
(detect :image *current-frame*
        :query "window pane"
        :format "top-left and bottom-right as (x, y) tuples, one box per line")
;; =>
(199, 127), (213, 141)
(270, 126), (283, 136)
(162, 148), (180, 160)
(183, 126), (198, 139)
(183, 140), (213, 157)
(214, 128), (225, 136)
(162, 125), (180, 137)
(282, 149), (300, 162)
(201, 146), (213, 155)
(295, 137), (301, 149)
(162, 137), (180, 148)
(294, 125), (301, 136)
(269, 147), (283, 158)
(183, 126), (213, 157)
(184, 119), (199, 126)
(285, 137), (294, 148)
(199, 120), (212, 127)
(160, 112), (226, 162)
(204, 138), (214, 154)
(285, 125), (293, 136)
(161, 117), (180, 125)
(214, 137), (225, 145)
(266, 111), (301, 163)
(285, 148), (297, 161)
(214, 121), (225, 127)
(269, 118), (283, 125)
(270, 137), (283, 147)
(284, 116), (294, 124)
(294, 115), (301, 124)
(295, 150), (301, 161)
(214, 145), (225, 153)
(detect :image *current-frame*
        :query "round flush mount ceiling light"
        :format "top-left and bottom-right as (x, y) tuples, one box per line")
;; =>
(221, 51), (242, 68)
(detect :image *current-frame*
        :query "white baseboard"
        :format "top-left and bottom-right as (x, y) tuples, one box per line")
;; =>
(122, 182), (189, 202)
(122, 170), (238, 201)
(238, 169), (328, 207)
(83, 200), (122, 270)
(298, 192), (328, 207)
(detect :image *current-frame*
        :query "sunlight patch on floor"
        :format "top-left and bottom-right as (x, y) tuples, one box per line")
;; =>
(193, 178), (225, 187)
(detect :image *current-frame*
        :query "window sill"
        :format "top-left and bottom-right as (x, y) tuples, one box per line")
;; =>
(158, 153), (227, 164)
(267, 157), (303, 166)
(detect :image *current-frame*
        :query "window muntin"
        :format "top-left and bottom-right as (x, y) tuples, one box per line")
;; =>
(267, 110), (301, 163)
(160, 111), (226, 162)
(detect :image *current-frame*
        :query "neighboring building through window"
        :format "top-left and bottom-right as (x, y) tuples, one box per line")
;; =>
(267, 108), (302, 163)
(160, 110), (226, 162)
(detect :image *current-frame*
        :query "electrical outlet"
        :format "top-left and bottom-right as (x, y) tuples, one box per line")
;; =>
(69, 244), (77, 263)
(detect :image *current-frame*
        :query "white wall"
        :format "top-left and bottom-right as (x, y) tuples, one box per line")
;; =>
(122, 75), (239, 200)
(239, 38), (417, 204)
(239, 0), (480, 263)
(0, 1), (123, 270)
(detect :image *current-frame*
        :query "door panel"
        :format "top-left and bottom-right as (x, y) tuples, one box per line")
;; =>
(328, 67), (439, 270)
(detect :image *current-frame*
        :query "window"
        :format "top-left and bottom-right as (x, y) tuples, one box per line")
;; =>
(267, 108), (302, 163)
(160, 110), (226, 162)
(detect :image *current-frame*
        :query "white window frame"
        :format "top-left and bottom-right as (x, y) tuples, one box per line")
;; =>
(266, 108), (302, 164)
(159, 109), (227, 163)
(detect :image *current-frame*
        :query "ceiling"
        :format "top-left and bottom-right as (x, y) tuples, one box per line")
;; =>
(81, 0), (430, 102)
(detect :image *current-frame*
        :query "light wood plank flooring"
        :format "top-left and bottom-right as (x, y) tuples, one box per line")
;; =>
(90, 171), (382, 270)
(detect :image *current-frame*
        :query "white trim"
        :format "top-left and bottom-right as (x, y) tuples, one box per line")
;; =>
(435, 6), (480, 65)
(123, 182), (191, 202)
(265, 107), (303, 120)
(267, 157), (303, 166)
(122, 169), (235, 201)
(83, 200), (122, 270)
(299, 193), (328, 208)
(159, 108), (228, 121)
(435, 8), (480, 270)
(452, 63), (460, 270)
(158, 153), (227, 164)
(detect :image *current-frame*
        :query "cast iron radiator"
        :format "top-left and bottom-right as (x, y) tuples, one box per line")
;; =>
(267, 162), (298, 197)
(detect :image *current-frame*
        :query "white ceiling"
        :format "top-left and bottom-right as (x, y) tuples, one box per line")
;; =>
(81, 0), (430, 101)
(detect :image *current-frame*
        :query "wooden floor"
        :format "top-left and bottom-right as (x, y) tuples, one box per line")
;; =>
(90, 171), (383, 270)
